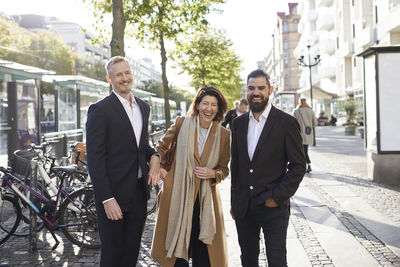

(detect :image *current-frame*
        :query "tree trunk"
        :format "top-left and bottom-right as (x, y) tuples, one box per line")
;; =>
(160, 33), (171, 129)
(110, 0), (126, 57)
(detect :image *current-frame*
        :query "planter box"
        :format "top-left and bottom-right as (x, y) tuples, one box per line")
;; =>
(345, 126), (356, 136)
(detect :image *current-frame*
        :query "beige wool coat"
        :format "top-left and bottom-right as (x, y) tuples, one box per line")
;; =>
(293, 107), (317, 145)
(151, 118), (230, 267)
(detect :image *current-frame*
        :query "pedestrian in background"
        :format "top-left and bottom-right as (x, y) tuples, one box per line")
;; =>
(222, 98), (249, 129)
(151, 86), (231, 267)
(86, 56), (161, 266)
(293, 98), (317, 173)
(230, 69), (306, 267)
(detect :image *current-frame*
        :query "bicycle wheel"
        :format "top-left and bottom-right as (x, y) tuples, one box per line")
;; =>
(12, 181), (48, 237)
(0, 194), (21, 245)
(59, 187), (100, 249)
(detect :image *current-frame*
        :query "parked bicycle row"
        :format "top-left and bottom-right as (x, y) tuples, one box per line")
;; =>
(0, 140), (161, 250)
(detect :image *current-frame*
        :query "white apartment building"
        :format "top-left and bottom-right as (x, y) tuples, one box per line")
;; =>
(294, 0), (337, 117)
(336, 0), (400, 123)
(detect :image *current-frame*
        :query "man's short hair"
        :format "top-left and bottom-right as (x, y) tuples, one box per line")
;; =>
(239, 99), (248, 106)
(105, 56), (130, 76)
(247, 69), (271, 88)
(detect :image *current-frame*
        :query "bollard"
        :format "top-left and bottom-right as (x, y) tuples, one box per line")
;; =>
(29, 159), (38, 252)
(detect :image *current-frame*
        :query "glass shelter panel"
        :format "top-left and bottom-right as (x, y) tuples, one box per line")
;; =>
(0, 77), (9, 166)
(58, 85), (77, 131)
(80, 84), (108, 128)
(40, 81), (56, 135)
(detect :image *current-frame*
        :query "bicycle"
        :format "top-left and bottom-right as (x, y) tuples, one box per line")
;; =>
(0, 166), (100, 249)
(9, 146), (89, 237)
(69, 141), (161, 216)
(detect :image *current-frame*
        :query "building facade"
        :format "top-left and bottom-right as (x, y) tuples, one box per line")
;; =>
(335, 0), (400, 124)
(294, 0), (337, 118)
(259, 3), (301, 114)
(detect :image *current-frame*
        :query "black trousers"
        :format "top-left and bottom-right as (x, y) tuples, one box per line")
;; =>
(174, 196), (211, 267)
(235, 202), (290, 267)
(303, 144), (311, 164)
(95, 180), (147, 267)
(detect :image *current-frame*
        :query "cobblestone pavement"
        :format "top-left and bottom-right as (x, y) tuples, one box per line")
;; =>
(0, 213), (158, 266)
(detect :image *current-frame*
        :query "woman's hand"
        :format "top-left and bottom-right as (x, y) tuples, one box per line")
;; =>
(193, 167), (215, 179)
(160, 168), (168, 180)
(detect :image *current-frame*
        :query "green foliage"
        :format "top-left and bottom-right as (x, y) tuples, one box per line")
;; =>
(344, 99), (355, 123)
(85, 0), (224, 127)
(172, 28), (242, 104)
(137, 80), (164, 98)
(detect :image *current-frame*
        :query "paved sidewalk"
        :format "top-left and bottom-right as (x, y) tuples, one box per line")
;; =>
(1, 126), (400, 266)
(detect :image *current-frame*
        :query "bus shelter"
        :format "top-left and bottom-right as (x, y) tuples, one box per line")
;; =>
(0, 60), (54, 166)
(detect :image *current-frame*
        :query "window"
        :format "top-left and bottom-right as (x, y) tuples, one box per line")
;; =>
(284, 39), (288, 50)
(283, 21), (288, 32)
(337, 37), (339, 49)
(375, 6), (378, 23)
(353, 24), (355, 38)
(294, 20), (298, 32)
(284, 56), (289, 66)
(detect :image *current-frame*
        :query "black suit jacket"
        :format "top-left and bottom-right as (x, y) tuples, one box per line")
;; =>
(230, 105), (306, 219)
(86, 92), (156, 210)
(222, 109), (238, 129)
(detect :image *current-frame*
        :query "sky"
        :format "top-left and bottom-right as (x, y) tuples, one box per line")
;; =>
(2, 0), (292, 90)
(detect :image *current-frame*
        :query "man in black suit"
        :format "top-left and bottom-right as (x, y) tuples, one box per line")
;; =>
(222, 98), (248, 129)
(86, 56), (161, 266)
(230, 69), (306, 267)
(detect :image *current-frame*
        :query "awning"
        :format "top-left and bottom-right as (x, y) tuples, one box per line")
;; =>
(296, 86), (336, 101)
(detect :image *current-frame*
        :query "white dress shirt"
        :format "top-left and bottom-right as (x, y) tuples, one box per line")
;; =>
(247, 103), (272, 161)
(103, 91), (143, 205)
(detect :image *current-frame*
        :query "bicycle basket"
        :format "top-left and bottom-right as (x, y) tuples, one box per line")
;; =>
(10, 150), (38, 178)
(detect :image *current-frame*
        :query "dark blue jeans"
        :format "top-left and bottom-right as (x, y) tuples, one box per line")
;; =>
(235, 202), (290, 267)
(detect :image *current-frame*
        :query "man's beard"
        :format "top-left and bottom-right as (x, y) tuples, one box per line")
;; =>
(248, 95), (269, 113)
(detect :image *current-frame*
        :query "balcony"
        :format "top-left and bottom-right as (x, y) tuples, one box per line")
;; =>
(316, 0), (333, 7)
(317, 9), (335, 31)
(336, 41), (353, 58)
(319, 64), (336, 79)
(308, 10), (318, 21)
(319, 38), (336, 55)
(354, 25), (374, 51)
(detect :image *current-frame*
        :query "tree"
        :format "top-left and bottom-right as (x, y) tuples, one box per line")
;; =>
(0, 14), (74, 74)
(85, 0), (224, 128)
(172, 28), (242, 104)
(28, 32), (74, 74)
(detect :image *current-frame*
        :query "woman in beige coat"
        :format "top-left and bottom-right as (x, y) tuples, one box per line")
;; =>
(151, 86), (230, 267)
(293, 98), (317, 173)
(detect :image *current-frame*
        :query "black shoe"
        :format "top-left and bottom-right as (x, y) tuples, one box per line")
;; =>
(306, 165), (312, 173)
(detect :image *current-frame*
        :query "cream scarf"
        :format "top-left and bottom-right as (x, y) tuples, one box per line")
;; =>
(165, 115), (221, 260)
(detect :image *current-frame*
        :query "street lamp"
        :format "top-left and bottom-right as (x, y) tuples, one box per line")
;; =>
(297, 45), (321, 108)
(297, 45), (320, 146)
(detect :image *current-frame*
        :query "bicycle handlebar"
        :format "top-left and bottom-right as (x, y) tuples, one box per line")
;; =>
(0, 166), (9, 174)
